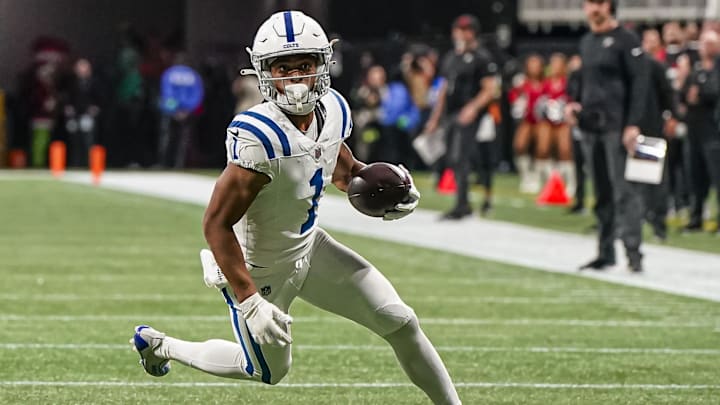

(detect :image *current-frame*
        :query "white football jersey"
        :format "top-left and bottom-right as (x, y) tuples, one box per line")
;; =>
(225, 89), (352, 267)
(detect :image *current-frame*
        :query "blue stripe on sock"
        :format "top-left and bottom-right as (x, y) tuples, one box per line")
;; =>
(221, 288), (255, 376)
(241, 111), (291, 156)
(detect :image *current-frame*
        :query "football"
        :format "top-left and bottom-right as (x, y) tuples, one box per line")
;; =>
(347, 162), (411, 217)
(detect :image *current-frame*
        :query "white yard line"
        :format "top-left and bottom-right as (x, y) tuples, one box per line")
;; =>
(0, 314), (716, 328)
(1, 380), (719, 390)
(2, 343), (719, 355)
(4, 292), (710, 307)
(57, 172), (720, 303)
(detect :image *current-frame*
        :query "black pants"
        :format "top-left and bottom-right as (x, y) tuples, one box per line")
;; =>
(687, 135), (720, 225)
(446, 118), (481, 209)
(572, 128), (586, 205)
(580, 130), (644, 262)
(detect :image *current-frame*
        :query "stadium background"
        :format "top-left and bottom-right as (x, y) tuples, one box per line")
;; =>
(1, 1), (720, 404)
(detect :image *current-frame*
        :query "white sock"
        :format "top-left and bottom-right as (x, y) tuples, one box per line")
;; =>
(515, 154), (536, 193)
(384, 319), (462, 405)
(535, 159), (553, 187)
(159, 337), (251, 379)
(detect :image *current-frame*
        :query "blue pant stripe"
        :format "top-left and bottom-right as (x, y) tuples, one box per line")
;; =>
(246, 321), (272, 384)
(221, 288), (254, 376)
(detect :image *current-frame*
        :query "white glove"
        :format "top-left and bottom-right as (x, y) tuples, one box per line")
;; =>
(236, 293), (293, 347)
(383, 164), (421, 221)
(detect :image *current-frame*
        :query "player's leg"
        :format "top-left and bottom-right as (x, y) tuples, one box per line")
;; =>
(298, 229), (461, 405)
(534, 121), (553, 187)
(514, 121), (537, 193)
(130, 254), (294, 384)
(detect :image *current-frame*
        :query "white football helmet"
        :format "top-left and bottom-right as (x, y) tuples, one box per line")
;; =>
(242, 11), (335, 115)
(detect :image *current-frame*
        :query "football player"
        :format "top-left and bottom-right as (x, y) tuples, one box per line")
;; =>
(130, 11), (461, 405)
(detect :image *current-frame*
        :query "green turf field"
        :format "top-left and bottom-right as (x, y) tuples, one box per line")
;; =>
(1, 179), (719, 404)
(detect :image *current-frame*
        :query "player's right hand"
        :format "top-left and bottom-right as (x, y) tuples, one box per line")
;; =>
(236, 293), (293, 347)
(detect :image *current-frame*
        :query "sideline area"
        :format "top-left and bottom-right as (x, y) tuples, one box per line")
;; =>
(46, 171), (720, 302)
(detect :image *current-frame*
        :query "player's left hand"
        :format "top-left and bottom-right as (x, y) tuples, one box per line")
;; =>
(383, 164), (421, 221)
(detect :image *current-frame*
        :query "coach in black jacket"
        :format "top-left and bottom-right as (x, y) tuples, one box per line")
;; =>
(566, 0), (649, 272)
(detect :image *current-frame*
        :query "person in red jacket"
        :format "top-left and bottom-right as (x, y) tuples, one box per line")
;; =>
(509, 54), (545, 193)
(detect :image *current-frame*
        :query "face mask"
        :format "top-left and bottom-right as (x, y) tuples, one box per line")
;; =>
(282, 83), (315, 115)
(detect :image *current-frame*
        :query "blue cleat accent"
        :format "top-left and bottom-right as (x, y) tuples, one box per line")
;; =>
(131, 325), (171, 377)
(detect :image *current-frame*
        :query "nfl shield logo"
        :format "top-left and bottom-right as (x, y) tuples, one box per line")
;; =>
(260, 285), (272, 296)
(314, 147), (322, 160)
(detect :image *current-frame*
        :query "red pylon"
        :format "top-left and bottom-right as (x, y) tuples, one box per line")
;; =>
(437, 169), (457, 195)
(536, 171), (571, 206)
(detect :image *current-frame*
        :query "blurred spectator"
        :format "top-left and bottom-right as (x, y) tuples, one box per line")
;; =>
(568, 0), (648, 272)
(662, 21), (692, 212)
(426, 14), (498, 219)
(112, 27), (146, 167)
(540, 53), (575, 196)
(61, 58), (104, 167)
(377, 62), (420, 165)
(350, 65), (386, 162)
(684, 21), (701, 65)
(638, 29), (680, 241)
(157, 64), (204, 168)
(16, 37), (70, 167)
(509, 54), (545, 193)
(232, 75), (263, 114)
(680, 29), (720, 233)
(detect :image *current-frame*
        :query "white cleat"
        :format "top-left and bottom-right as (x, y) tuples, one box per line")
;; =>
(130, 325), (171, 377)
(200, 248), (227, 289)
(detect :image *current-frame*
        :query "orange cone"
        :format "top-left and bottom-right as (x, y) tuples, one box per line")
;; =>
(536, 171), (571, 206)
(49, 141), (66, 178)
(89, 145), (106, 185)
(437, 169), (457, 195)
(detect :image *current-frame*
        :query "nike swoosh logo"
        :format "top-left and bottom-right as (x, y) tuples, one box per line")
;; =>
(229, 128), (239, 136)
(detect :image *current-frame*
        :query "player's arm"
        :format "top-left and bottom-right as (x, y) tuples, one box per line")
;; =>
(332, 142), (366, 192)
(202, 164), (269, 301)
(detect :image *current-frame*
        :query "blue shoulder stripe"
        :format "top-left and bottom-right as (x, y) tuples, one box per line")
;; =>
(241, 111), (291, 156)
(329, 89), (348, 138)
(228, 120), (276, 159)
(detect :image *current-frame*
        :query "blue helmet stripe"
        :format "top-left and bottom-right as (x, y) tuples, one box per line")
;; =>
(241, 111), (291, 156)
(228, 121), (276, 159)
(330, 89), (348, 138)
(284, 11), (295, 42)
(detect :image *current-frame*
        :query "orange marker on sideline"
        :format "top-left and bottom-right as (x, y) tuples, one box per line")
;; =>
(49, 141), (66, 178)
(89, 145), (106, 185)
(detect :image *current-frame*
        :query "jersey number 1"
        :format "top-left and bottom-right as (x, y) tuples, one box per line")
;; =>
(301, 168), (323, 234)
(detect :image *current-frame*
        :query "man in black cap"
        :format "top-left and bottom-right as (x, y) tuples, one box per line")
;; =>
(425, 14), (498, 219)
(566, 0), (649, 272)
